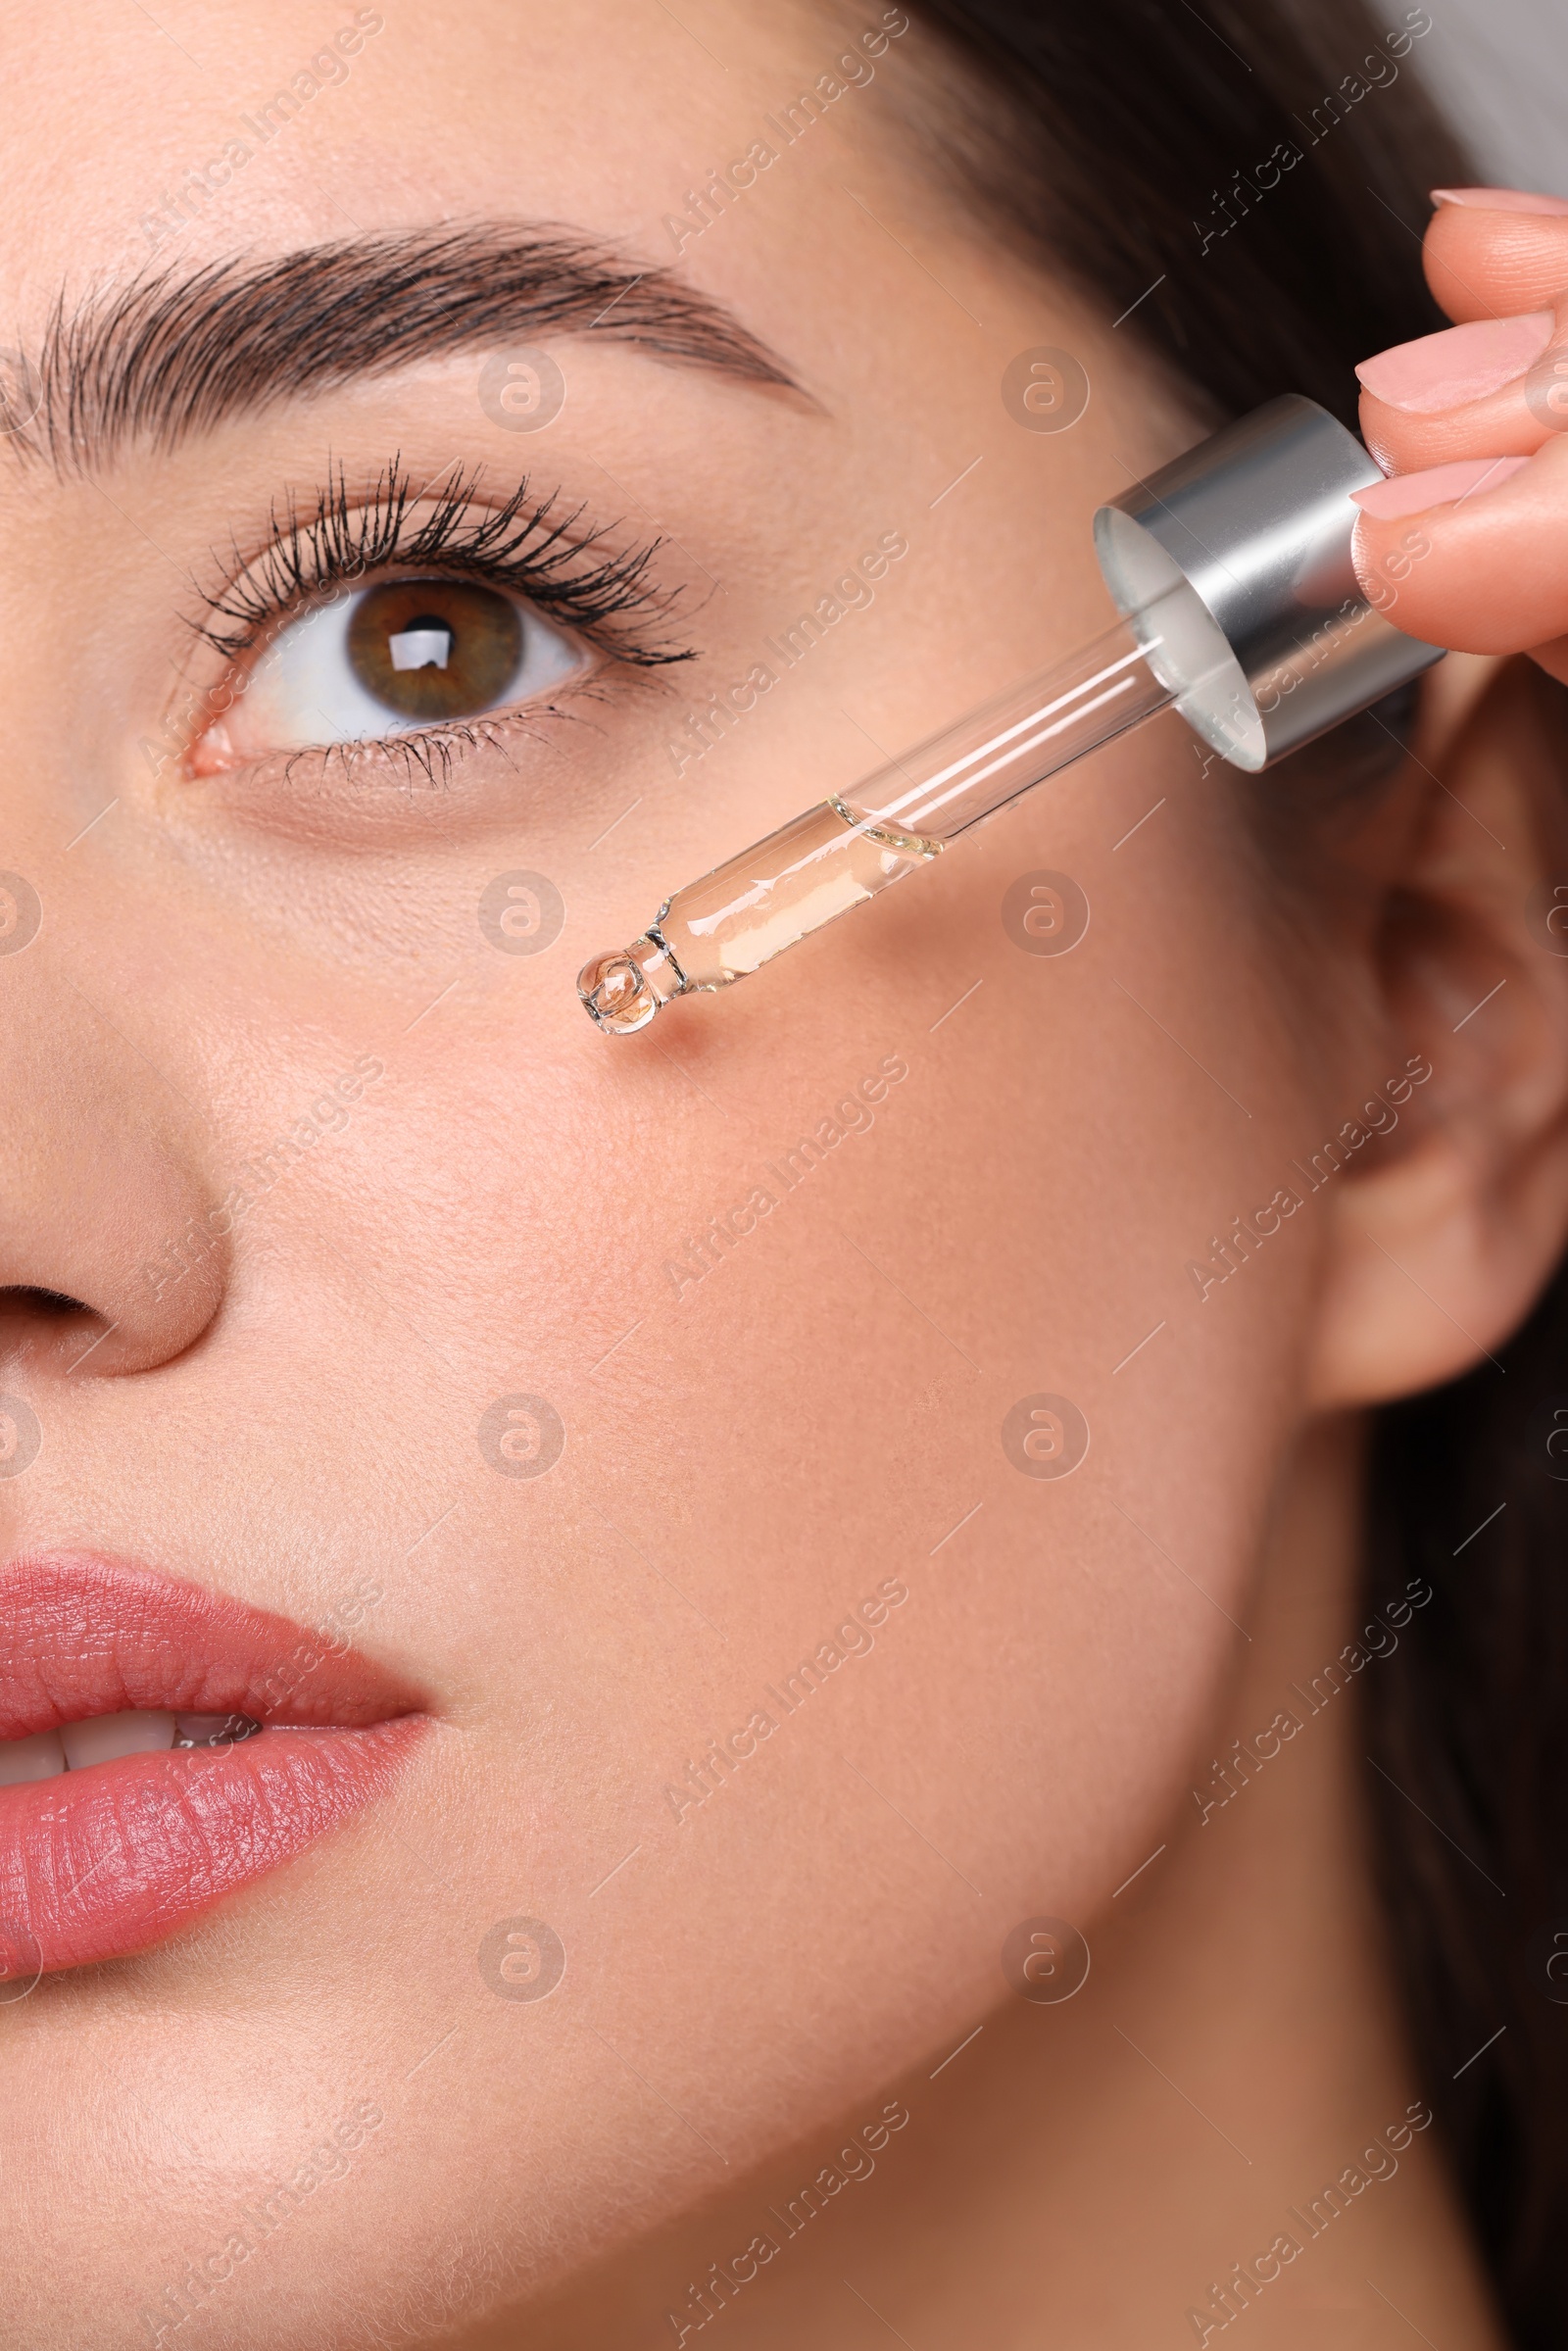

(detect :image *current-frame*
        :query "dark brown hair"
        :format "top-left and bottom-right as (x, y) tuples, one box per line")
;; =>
(903, 2), (1564, 2340)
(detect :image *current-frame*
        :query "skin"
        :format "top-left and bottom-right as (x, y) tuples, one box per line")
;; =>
(0, 5), (1562, 2345)
(1353, 194), (1568, 677)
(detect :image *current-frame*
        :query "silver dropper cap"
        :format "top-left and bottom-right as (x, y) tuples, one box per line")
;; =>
(1093, 393), (1443, 772)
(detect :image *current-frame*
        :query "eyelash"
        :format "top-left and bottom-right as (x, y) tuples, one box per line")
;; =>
(188, 459), (699, 780)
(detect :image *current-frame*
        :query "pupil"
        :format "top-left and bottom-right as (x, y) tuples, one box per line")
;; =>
(346, 579), (523, 723)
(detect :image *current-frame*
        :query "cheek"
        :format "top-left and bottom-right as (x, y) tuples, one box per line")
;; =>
(331, 713), (1325, 2256)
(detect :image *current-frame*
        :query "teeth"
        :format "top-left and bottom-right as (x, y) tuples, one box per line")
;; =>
(59, 1711), (177, 1771)
(0, 1731), (67, 1786)
(0, 1708), (266, 1783)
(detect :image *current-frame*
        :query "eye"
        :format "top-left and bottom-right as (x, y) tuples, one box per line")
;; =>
(192, 576), (592, 770)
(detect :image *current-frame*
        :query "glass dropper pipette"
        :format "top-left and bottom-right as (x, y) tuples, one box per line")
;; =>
(577, 395), (1445, 1037)
(576, 608), (1186, 1034)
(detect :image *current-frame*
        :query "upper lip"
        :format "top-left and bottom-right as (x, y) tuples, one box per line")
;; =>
(0, 1552), (423, 1739)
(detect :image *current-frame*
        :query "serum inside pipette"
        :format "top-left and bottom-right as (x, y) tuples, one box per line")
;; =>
(578, 609), (1181, 1036)
(577, 798), (945, 1037)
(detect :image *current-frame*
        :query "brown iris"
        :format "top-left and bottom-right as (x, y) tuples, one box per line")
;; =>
(346, 579), (524, 722)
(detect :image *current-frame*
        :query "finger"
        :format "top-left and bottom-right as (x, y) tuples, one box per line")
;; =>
(1423, 192), (1568, 325)
(1355, 309), (1568, 474)
(1350, 436), (1568, 655)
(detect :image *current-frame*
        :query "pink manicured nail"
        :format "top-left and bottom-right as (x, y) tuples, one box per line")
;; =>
(1350, 454), (1531, 519)
(1355, 312), (1554, 412)
(1432, 186), (1568, 216)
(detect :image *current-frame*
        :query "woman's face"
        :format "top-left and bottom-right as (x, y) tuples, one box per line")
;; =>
(0, 1), (1435, 2340)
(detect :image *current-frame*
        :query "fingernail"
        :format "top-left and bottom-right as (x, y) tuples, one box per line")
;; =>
(1355, 312), (1554, 412)
(1350, 454), (1531, 519)
(1432, 185), (1568, 216)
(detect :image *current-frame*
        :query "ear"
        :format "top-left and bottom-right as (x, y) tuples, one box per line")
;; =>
(1304, 653), (1568, 1407)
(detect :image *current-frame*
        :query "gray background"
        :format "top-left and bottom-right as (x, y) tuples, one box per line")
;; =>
(1372, 0), (1568, 194)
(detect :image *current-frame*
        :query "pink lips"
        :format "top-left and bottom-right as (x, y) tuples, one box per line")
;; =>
(0, 1555), (427, 1977)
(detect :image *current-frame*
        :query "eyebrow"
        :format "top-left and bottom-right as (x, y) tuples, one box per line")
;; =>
(18, 223), (806, 472)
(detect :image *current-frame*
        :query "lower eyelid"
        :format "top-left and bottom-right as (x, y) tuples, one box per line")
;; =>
(240, 650), (651, 784)
(190, 677), (619, 814)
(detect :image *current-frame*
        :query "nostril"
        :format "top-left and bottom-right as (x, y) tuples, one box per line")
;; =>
(0, 1287), (102, 1371)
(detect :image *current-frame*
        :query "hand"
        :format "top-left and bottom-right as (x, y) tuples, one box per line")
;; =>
(1350, 187), (1568, 685)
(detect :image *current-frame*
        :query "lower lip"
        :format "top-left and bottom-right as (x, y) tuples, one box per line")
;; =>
(0, 1719), (425, 1980)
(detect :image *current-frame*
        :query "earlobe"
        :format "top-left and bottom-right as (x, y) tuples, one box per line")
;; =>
(1302, 657), (1568, 1408)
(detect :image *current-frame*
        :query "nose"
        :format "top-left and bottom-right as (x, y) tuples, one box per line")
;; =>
(0, 948), (227, 1379)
